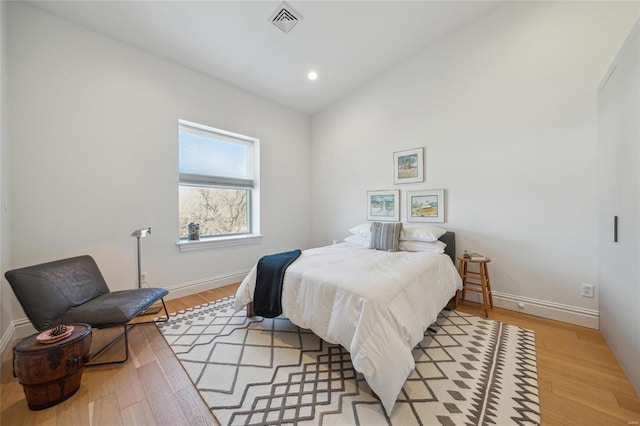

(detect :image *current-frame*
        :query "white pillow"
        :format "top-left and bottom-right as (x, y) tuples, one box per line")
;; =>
(399, 240), (446, 253)
(349, 223), (372, 237)
(344, 235), (370, 248)
(400, 225), (447, 242)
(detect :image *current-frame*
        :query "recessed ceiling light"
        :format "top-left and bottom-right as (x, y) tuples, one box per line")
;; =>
(307, 71), (318, 81)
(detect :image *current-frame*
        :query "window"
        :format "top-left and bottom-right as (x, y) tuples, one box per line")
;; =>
(178, 120), (260, 249)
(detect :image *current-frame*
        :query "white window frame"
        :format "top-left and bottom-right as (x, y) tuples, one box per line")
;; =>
(177, 119), (261, 252)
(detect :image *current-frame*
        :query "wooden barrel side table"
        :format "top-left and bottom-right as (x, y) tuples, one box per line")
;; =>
(13, 323), (92, 410)
(456, 255), (494, 317)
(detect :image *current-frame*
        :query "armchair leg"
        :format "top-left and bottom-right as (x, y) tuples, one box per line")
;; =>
(135, 297), (170, 325)
(155, 297), (170, 323)
(87, 298), (169, 367)
(86, 325), (130, 367)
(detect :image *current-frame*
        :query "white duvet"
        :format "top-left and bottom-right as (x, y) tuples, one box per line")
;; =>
(234, 243), (462, 414)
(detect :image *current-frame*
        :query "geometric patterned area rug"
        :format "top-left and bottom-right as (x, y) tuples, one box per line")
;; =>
(157, 297), (540, 425)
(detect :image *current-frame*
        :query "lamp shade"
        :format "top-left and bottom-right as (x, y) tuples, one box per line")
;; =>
(131, 227), (151, 238)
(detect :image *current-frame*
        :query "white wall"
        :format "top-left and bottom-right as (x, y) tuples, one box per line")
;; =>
(5, 3), (311, 338)
(0, 0), (12, 356)
(311, 1), (640, 327)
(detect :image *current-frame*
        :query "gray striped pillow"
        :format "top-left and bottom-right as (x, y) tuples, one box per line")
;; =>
(370, 222), (403, 252)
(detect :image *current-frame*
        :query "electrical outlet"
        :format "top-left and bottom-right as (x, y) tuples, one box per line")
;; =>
(141, 272), (148, 286)
(581, 283), (594, 298)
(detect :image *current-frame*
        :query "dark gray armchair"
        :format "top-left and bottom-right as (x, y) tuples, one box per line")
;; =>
(5, 255), (169, 366)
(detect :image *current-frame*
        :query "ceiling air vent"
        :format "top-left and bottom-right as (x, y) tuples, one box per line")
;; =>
(269, 2), (303, 34)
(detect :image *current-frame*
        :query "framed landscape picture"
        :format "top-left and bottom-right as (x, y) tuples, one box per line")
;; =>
(393, 147), (424, 184)
(367, 190), (400, 222)
(407, 189), (445, 223)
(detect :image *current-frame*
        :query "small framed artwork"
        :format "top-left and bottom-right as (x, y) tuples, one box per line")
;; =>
(393, 147), (424, 184)
(407, 189), (445, 223)
(367, 190), (400, 222)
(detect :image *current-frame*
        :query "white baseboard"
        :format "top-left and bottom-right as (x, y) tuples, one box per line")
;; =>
(0, 324), (14, 363)
(461, 290), (599, 329)
(13, 317), (35, 339)
(0, 317), (35, 362)
(163, 269), (250, 301)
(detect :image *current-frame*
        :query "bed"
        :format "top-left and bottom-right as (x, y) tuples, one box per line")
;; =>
(234, 230), (462, 414)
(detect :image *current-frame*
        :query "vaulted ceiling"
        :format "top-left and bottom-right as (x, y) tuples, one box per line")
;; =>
(29, 1), (503, 114)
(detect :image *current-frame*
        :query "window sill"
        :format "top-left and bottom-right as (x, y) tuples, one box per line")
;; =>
(176, 234), (263, 252)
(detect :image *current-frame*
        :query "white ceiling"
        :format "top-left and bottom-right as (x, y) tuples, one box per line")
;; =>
(29, 1), (503, 114)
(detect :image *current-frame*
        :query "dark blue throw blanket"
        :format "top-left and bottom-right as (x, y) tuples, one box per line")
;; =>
(253, 249), (302, 318)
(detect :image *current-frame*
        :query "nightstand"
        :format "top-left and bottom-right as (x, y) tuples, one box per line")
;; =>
(13, 323), (92, 410)
(456, 255), (493, 317)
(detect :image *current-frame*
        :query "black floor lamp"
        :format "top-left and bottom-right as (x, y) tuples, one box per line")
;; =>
(131, 227), (162, 314)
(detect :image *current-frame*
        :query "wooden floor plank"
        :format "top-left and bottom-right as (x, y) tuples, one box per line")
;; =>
(84, 364), (117, 404)
(540, 391), (626, 426)
(127, 325), (157, 368)
(137, 361), (191, 426)
(20, 403), (58, 426)
(148, 340), (194, 394)
(120, 399), (157, 426)
(617, 392), (640, 414)
(1, 381), (31, 425)
(55, 385), (90, 426)
(549, 375), (640, 422)
(91, 393), (124, 426)
(174, 385), (220, 426)
(113, 357), (147, 410)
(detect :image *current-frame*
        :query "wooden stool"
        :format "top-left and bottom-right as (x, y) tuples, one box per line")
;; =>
(456, 255), (493, 317)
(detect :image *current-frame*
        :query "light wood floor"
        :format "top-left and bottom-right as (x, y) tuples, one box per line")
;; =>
(2, 283), (639, 425)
